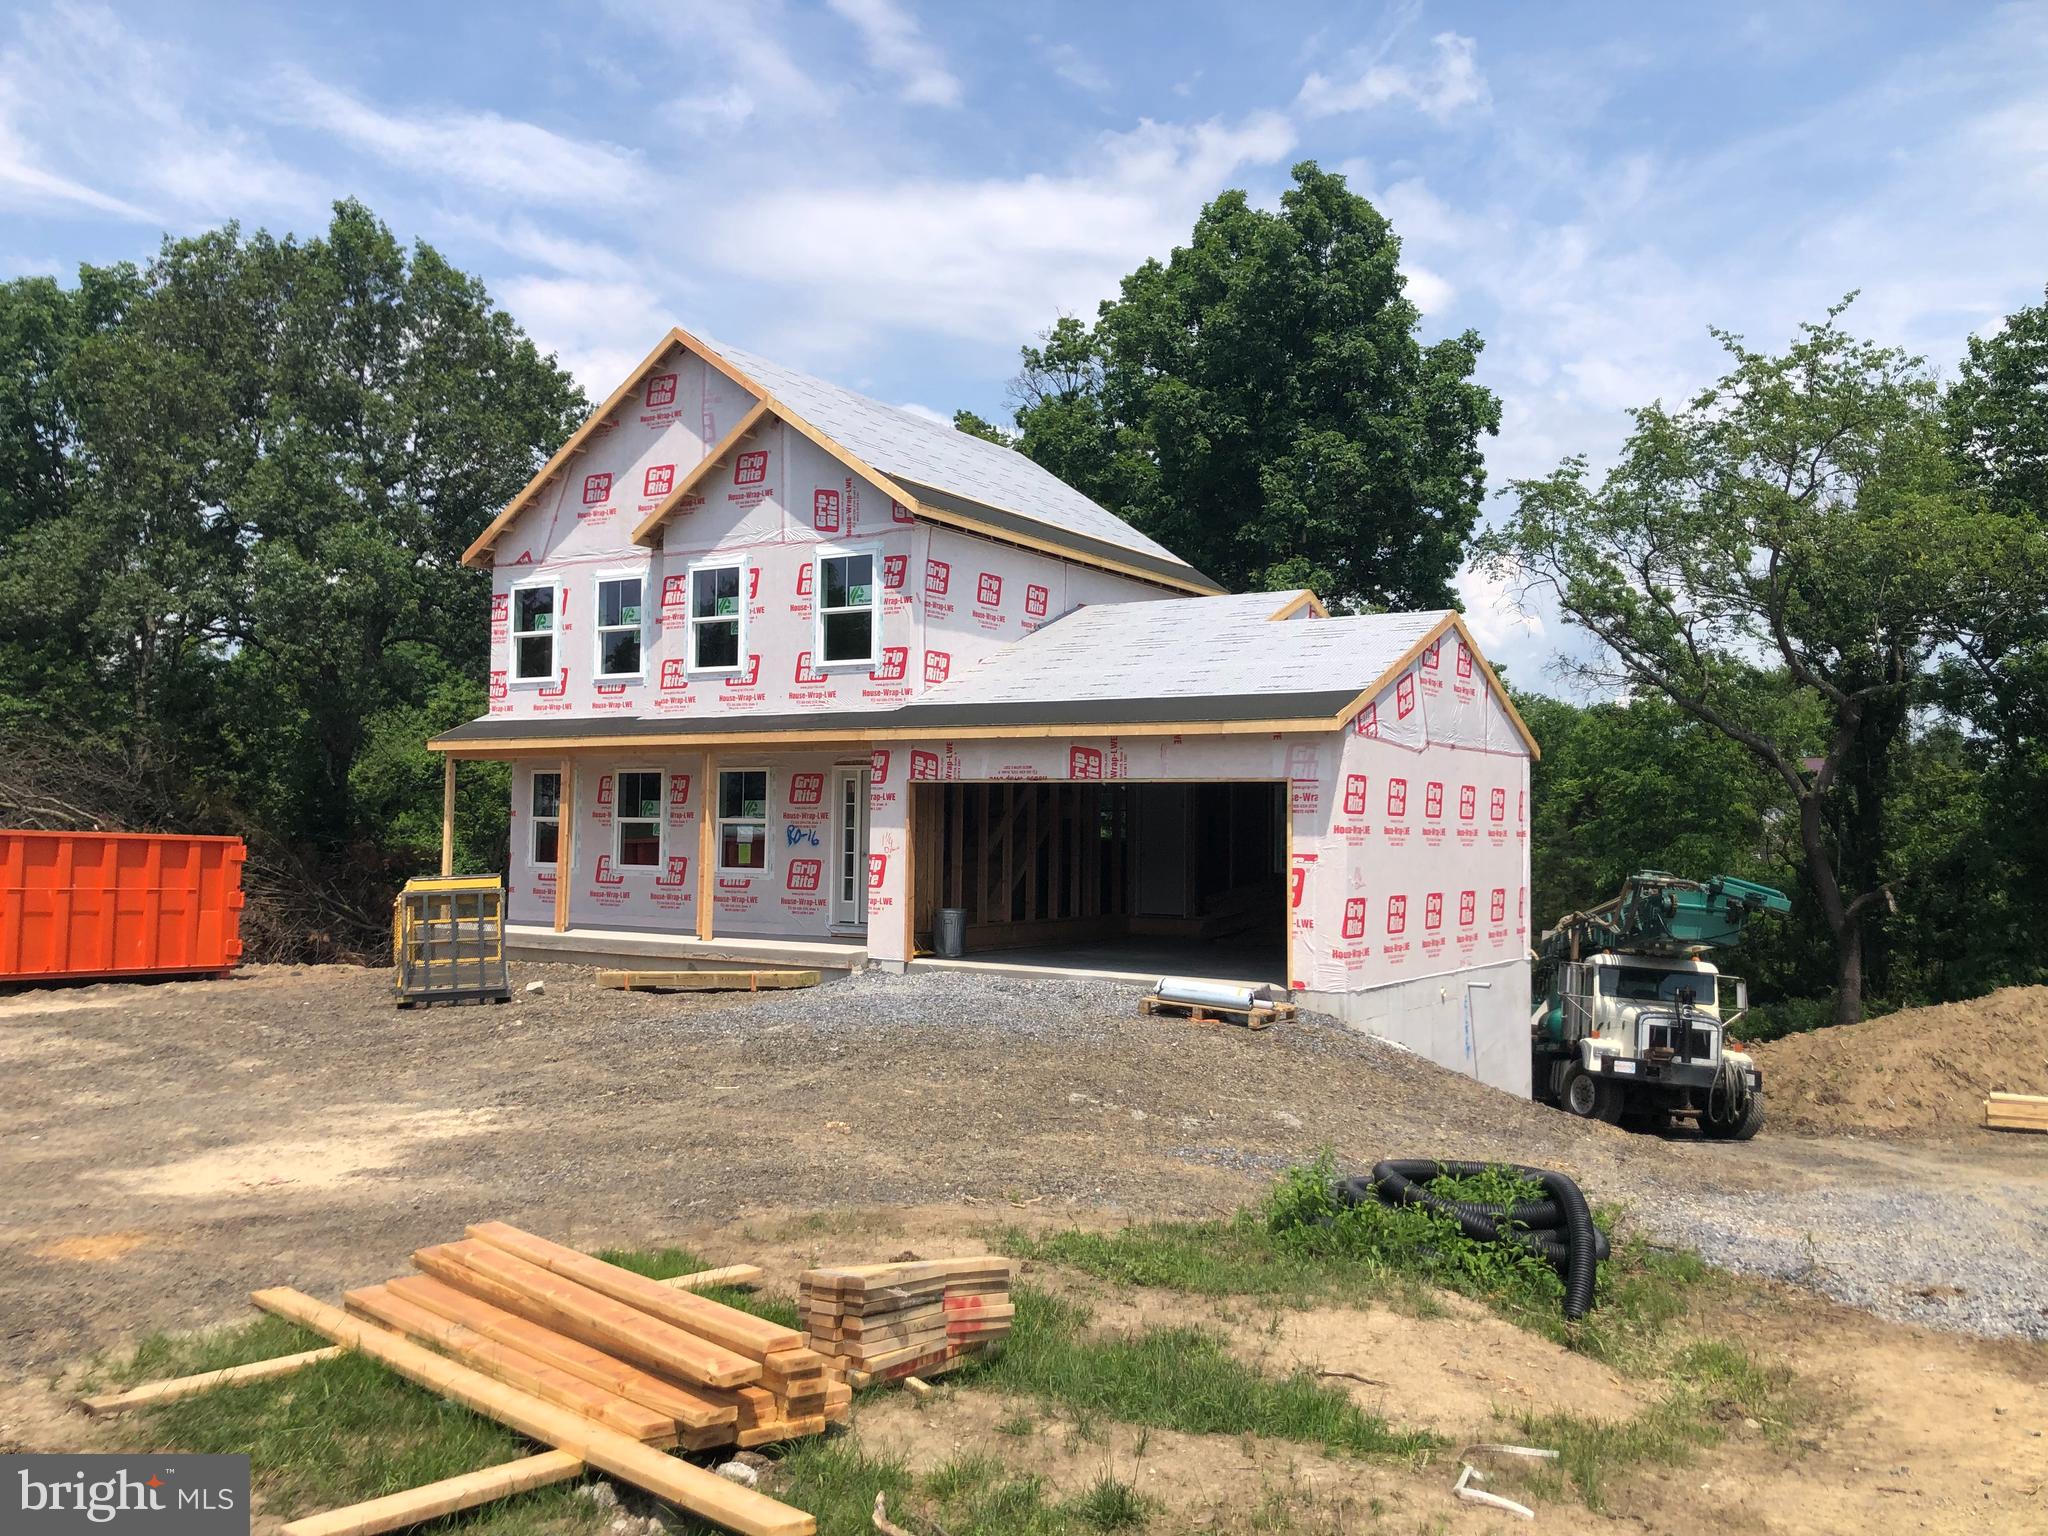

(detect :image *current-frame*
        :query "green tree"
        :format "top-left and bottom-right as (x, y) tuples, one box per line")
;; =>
(0, 202), (583, 939)
(1002, 162), (1500, 608)
(951, 408), (1011, 444)
(1480, 303), (2040, 1023)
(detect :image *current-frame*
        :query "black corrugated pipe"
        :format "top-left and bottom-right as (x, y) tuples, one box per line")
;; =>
(1337, 1160), (1609, 1320)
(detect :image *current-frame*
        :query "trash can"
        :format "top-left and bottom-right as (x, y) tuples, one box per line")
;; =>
(935, 907), (967, 958)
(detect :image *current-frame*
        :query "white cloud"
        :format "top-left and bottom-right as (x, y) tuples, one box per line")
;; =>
(894, 401), (953, 425)
(826, 0), (961, 107)
(1299, 31), (1489, 122)
(0, 3), (313, 224)
(271, 72), (650, 207)
(1037, 39), (1111, 95)
(693, 112), (1297, 342)
(608, 0), (830, 124)
(497, 275), (673, 395)
(1455, 557), (1543, 651)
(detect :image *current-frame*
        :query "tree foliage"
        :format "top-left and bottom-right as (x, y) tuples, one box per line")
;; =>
(998, 162), (1501, 609)
(0, 203), (582, 950)
(1487, 301), (2048, 1023)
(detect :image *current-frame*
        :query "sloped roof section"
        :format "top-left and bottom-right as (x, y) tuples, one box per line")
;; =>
(701, 335), (1214, 586)
(923, 598), (1451, 710)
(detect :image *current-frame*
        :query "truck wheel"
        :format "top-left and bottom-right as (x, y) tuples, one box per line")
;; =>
(1560, 1066), (1624, 1124)
(1702, 1092), (1765, 1141)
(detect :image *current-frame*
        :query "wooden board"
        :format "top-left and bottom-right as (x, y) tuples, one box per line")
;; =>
(414, 1240), (760, 1389)
(279, 1450), (586, 1536)
(386, 1275), (733, 1430)
(465, 1223), (804, 1364)
(597, 969), (819, 993)
(1985, 1091), (2048, 1132)
(251, 1289), (814, 1536)
(344, 1284), (673, 1442)
(79, 1347), (345, 1416)
(662, 1264), (765, 1291)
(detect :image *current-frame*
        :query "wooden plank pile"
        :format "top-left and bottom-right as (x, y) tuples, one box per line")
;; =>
(235, 1223), (843, 1536)
(1984, 1091), (2048, 1133)
(597, 968), (820, 993)
(799, 1257), (1014, 1387)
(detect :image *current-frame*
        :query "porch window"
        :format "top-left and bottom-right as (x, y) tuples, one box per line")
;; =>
(595, 575), (644, 678)
(718, 768), (769, 873)
(512, 583), (555, 681)
(817, 552), (876, 665)
(531, 771), (561, 865)
(617, 770), (663, 867)
(690, 560), (744, 671)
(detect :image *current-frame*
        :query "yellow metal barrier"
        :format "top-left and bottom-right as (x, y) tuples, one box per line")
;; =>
(393, 874), (511, 1007)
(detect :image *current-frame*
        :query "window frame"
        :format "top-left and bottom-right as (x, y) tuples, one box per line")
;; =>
(529, 769), (562, 867)
(592, 569), (648, 681)
(509, 577), (559, 684)
(715, 765), (772, 877)
(812, 541), (883, 669)
(613, 766), (666, 871)
(685, 555), (749, 676)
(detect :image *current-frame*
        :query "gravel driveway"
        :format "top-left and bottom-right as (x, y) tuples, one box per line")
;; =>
(4, 963), (2044, 1373)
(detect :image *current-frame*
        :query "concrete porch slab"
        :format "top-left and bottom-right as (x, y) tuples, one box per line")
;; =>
(506, 924), (868, 973)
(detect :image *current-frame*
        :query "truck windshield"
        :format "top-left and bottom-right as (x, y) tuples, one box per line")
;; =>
(1598, 967), (1707, 1005)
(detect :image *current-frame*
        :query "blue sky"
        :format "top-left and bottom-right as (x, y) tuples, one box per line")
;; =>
(4, 1), (2047, 686)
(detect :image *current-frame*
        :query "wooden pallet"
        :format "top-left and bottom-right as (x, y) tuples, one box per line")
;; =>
(598, 968), (820, 993)
(1984, 1092), (2048, 1133)
(1139, 993), (1295, 1031)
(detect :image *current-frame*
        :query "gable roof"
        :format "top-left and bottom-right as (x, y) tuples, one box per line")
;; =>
(463, 325), (1223, 594)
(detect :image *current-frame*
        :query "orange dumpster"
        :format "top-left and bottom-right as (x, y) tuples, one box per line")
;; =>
(0, 831), (247, 983)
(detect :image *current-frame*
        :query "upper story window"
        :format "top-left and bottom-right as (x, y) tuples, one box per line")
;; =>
(512, 583), (555, 681)
(595, 575), (644, 678)
(817, 551), (876, 665)
(690, 559), (744, 672)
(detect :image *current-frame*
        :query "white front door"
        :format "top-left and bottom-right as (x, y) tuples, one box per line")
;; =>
(832, 766), (871, 930)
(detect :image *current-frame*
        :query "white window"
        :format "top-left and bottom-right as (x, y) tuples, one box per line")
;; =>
(616, 769), (663, 868)
(511, 582), (556, 681)
(688, 558), (746, 673)
(595, 574), (645, 678)
(816, 550), (878, 665)
(530, 771), (561, 866)
(717, 768), (769, 874)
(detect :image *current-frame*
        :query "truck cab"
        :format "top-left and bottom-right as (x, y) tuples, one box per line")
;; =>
(1532, 951), (1764, 1134)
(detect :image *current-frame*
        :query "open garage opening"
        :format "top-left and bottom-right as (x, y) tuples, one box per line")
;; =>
(908, 780), (1289, 986)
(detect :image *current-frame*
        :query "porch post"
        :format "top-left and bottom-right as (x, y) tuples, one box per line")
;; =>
(439, 756), (456, 876)
(696, 752), (716, 940)
(553, 757), (575, 933)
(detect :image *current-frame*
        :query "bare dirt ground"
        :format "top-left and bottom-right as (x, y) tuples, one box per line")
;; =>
(1752, 984), (2048, 1138)
(3, 963), (2046, 1533)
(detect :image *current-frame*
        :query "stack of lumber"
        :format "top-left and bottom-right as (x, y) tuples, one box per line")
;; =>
(799, 1257), (1014, 1387)
(1985, 1091), (2048, 1133)
(241, 1222), (848, 1536)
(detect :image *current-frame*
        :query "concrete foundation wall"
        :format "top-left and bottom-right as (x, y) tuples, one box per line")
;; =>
(1301, 954), (1532, 1097)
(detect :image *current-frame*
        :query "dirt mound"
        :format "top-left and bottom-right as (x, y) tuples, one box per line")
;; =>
(1752, 985), (2048, 1137)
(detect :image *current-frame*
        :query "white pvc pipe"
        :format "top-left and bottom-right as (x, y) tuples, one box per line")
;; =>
(1153, 977), (1274, 1010)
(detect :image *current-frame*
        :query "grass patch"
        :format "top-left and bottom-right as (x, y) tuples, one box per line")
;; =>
(1503, 1341), (1803, 1510)
(958, 1288), (1436, 1459)
(99, 1317), (601, 1533)
(997, 1154), (1721, 1370)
